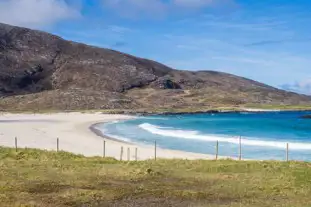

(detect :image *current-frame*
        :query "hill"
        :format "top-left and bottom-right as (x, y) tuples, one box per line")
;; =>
(0, 23), (310, 111)
(1, 147), (311, 207)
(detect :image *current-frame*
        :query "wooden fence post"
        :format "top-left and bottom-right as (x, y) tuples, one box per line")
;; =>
(57, 138), (59, 152)
(127, 147), (130, 161)
(239, 136), (242, 161)
(135, 148), (138, 161)
(103, 140), (106, 158)
(286, 143), (289, 162)
(155, 140), (157, 161)
(215, 140), (219, 160)
(120, 146), (123, 161)
(15, 137), (17, 152)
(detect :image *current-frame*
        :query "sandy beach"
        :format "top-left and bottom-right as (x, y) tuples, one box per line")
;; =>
(0, 113), (215, 160)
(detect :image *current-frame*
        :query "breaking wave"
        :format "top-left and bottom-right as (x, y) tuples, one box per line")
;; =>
(139, 123), (311, 150)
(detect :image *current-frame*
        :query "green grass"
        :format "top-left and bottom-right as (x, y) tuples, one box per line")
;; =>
(1, 148), (311, 206)
(243, 104), (311, 110)
(1, 104), (311, 115)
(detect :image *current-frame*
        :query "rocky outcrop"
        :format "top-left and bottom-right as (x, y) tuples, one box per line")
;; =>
(301, 115), (311, 119)
(150, 77), (181, 89)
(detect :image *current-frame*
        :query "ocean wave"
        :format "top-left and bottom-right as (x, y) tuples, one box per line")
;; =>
(139, 123), (311, 150)
(139, 117), (169, 120)
(94, 125), (130, 142)
(103, 132), (131, 142)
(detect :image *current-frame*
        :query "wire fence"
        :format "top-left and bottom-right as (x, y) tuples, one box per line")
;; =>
(8, 136), (297, 162)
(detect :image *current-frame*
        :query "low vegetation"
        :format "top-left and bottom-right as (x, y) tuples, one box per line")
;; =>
(1, 105), (311, 115)
(244, 104), (311, 110)
(1, 147), (311, 207)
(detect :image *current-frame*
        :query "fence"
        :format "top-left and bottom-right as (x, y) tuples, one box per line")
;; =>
(10, 136), (295, 162)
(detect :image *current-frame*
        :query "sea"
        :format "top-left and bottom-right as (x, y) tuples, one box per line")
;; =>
(96, 111), (311, 161)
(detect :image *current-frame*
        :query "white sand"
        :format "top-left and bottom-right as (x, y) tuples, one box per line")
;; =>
(241, 108), (280, 112)
(0, 113), (216, 160)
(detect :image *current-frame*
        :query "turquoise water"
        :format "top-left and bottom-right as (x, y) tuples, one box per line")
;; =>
(97, 111), (311, 161)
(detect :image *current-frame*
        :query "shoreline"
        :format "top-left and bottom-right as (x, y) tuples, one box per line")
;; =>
(0, 113), (219, 161)
(141, 109), (311, 116)
(89, 122), (132, 145)
(89, 120), (226, 160)
(95, 108), (311, 116)
(89, 119), (241, 161)
(1, 112), (308, 161)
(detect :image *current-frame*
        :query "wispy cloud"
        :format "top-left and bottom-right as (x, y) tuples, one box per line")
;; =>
(59, 24), (134, 40)
(0, 0), (81, 28)
(4, 0), (309, 90)
(107, 25), (136, 34)
(280, 79), (311, 95)
(56, 23), (134, 53)
(202, 20), (287, 31)
(149, 30), (311, 87)
(245, 38), (311, 47)
(210, 56), (276, 66)
(173, 0), (233, 8)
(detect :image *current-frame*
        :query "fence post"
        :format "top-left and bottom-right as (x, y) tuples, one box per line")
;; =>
(103, 140), (106, 158)
(15, 137), (17, 152)
(286, 143), (289, 162)
(239, 136), (242, 161)
(155, 140), (157, 161)
(215, 140), (219, 160)
(127, 147), (130, 161)
(120, 146), (123, 161)
(57, 138), (59, 152)
(135, 147), (138, 161)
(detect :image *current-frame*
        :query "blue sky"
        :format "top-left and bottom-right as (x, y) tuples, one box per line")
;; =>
(0, 0), (311, 94)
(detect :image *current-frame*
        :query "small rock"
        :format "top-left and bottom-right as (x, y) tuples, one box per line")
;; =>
(146, 168), (153, 174)
(301, 115), (311, 119)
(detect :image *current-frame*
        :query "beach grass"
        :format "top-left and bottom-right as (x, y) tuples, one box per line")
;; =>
(1, 147), (311, 206)
(243, 104), (311, 110)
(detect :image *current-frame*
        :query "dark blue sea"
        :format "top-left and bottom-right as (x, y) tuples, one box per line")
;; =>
(97, 111), (311, 161)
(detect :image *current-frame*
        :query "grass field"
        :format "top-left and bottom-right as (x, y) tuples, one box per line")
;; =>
(243, 104), (311, 110)
(1, 147), (311, 207)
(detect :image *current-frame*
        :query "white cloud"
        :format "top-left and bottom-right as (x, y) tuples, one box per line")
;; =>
(0, 0), (81, 28)
(281, 79), (311, 95)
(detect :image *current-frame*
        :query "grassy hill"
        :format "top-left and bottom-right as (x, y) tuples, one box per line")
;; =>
(1, 147), (311, 207)
(1, 23), (311, 112)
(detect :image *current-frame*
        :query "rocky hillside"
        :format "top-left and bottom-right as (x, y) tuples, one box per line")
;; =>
(0, 23), (310, 111)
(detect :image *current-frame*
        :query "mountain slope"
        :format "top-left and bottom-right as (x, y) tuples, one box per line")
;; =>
(0, 23), (310, 111)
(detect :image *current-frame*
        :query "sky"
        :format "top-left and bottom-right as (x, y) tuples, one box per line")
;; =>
(0, 0), (311, 95)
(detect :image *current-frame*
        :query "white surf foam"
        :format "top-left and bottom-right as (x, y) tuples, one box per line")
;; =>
(94, 125), (131, 142)
(105, 133), (131, 142)
(139, 117), (169, 120)
(139, 123), (311, 150)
